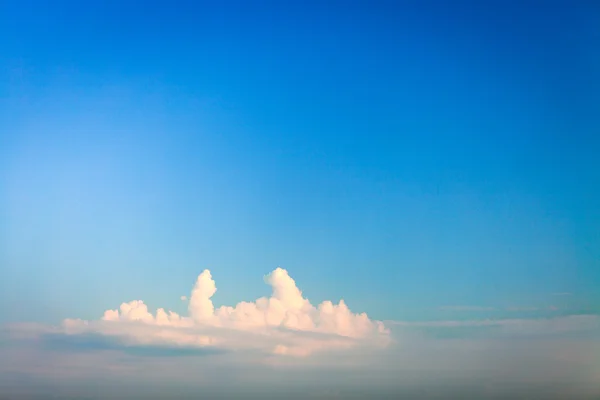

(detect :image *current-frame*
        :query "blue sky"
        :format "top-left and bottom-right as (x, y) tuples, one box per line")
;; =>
(1, 1), (599, 397)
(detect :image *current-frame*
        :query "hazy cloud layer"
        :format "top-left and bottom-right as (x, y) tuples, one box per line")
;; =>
(388, 314), (600, 332)
(439, 306), (495, 311)
(2, 270), (599, 398)
(2, 315), (600, 399)
(440, 305), (564, 313)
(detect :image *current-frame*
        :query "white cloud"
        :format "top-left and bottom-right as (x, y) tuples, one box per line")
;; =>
(61, 268), (390, 358)
(180, 295), (187, 301)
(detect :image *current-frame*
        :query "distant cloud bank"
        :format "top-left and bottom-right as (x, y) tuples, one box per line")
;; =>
(387, 314), (600, 334)
(439, 305), (495, 311)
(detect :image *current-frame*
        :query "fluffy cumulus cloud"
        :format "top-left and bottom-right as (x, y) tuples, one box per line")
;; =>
(62, 268), (390, 358)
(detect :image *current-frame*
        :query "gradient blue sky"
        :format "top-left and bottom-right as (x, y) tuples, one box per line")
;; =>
(1, 0), (599, 328)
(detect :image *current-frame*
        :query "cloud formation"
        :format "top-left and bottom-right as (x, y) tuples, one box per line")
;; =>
(387, 314), (600, 337)
(62, 268), (389, 358)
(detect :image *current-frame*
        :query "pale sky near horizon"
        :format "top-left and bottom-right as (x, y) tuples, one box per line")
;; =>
(1, 0), (599, 398)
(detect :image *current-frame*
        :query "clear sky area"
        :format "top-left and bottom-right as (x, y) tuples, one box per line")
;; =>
(1, 1), (599, 399)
